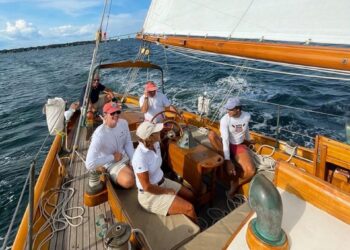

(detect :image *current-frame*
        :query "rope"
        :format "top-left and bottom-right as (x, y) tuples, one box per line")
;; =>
(229, 0), (255, 37)
(32, 173), (88, 249)
(121, 43), (150, 102)
(2, 104), (65, 250)
(103, 0), (113, 40)
(164, 46), (350, 81)
(165, 45), (350, 77)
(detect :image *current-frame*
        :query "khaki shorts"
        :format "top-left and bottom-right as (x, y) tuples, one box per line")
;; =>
(138, 178), (182, 216)
(105, 155), (129, 184)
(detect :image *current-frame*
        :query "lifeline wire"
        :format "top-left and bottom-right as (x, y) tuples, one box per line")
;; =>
(165, 46), (350, 81)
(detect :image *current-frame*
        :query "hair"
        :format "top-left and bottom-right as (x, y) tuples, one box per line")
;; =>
(137, 133), (158, 149)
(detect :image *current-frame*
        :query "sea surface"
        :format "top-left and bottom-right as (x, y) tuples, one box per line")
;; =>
(0, 39), (349, 246)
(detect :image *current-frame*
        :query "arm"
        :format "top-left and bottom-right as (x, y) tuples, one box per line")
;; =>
(244, 113), (253, 145)
(123, 121), (135, 160)
(220, 116), (231, 161)
(140, 93), (149, 113)
(85, 137), (114, 171)
(137, 172), (175, 194)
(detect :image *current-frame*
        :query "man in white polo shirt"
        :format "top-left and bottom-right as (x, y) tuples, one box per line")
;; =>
(86, 102), (135, 188)
(208, 97), (255, 197)
(139, 81), (172, 122)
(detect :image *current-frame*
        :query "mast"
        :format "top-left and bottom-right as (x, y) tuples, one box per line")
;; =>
(137, 34), (350, 71)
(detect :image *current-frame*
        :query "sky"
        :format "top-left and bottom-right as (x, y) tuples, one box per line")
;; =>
(0, 0), (151, 50)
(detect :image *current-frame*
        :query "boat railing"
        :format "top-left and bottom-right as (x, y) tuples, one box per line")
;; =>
(1, 129), (54, 250)
(240, 98), (348, 147)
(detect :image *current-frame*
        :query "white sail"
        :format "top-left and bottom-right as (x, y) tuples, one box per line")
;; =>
(143, 0), (350, 45)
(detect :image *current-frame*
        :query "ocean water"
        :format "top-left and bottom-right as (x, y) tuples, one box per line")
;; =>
(0, 39), (349, 245)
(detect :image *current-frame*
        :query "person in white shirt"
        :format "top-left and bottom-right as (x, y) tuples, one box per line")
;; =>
(208, 97), (255, 197)
(132, 121), (197, 223)
(86, 102), (135, 188)
(139, 81), (172, 122)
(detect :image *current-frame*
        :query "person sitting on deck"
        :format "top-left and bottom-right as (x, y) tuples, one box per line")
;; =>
(132, 121), (197, 223)
(85, 102), (135, 188)
(208, 97), (256, 197)
(139, 81), (174, 122)
(79, 72), (115, 118)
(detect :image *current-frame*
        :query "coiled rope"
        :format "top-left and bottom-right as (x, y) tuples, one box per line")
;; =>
(32, 173), (88, 249)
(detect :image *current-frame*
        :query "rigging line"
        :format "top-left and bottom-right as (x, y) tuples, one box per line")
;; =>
(70, 0), (110, 171)
(243, 98), (347, 118)
(165, 47), (350, 81)
(229, 0), (255, 37)
(104, 0), (113, 36)
(2, 103), (67, 249)
(210, 60), (249, 123)
(167, 45), (350, 76)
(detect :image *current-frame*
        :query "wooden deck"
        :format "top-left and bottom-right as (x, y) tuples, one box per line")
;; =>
(49, 127), (115, 250)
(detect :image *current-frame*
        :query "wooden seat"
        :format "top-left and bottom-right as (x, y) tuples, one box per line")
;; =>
(108, 185), (200, 250)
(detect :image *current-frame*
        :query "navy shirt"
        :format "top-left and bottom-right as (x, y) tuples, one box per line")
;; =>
(80, 83), (106, 105)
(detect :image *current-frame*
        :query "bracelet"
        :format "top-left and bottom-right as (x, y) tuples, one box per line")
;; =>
(144, 96), (149, 99)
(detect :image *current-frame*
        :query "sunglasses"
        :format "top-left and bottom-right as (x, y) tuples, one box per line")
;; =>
(93, 79), (100, 82)
(110, 110), (121, 116)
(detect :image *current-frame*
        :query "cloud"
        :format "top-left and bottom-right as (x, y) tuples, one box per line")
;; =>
(1, 19), (40, 40)
(45, 24), (96, 38)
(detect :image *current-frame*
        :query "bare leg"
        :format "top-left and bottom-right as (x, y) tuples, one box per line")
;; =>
(168, 196), (197, 223)
(228, 150), (256, 197)
(177, 186), (195, 203)
(116, 166), (135, 189)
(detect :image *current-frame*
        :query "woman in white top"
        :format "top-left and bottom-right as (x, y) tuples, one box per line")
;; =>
(208, 97), (255, 197)
(132, 121), (197, 223)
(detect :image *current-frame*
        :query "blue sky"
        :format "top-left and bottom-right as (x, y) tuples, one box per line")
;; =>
(0, 0), (151, 50)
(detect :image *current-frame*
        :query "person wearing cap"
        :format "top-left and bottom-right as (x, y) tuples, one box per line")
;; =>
(208, 97), (255, 197)
(139, 81), (173, 122)
(132, 121), (197, 222)
(85, 102), (135, 188)
(79, 72), (115, 116)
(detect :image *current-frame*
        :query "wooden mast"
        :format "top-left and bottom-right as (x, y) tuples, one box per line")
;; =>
(137, 34), (350, 71)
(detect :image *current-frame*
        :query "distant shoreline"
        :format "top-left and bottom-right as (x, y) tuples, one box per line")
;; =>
(0, 40), (96, 54)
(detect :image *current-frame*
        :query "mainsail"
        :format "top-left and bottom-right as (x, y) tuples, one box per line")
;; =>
(139, 0), (350, 71)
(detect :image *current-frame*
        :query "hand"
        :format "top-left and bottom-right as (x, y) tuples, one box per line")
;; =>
(96, 166), (107, 174)
(225, 160), (236, 176)
(144, 90), (149, 98)
(165, 188), (175, 195)
(104, 91), (114, 101)
(113, 152), (122, 162)
(70, 101), (79, 111)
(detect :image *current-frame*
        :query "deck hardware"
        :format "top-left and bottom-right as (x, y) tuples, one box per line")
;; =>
(104, 222), (131, 250)
(247, 174), (288, 249)
(86, 171), (104, 195)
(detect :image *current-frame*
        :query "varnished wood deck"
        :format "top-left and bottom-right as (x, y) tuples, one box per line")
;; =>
(49, 127), (115, 250)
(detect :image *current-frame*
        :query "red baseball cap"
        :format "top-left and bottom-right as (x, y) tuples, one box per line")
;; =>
(103, 102), (121, 114)
(145, 81), (158, 92)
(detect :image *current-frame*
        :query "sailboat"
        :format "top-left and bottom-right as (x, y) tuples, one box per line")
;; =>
(4, 0), (350, 249)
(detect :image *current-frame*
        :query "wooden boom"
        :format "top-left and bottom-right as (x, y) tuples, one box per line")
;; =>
(137, 34), (350, 71)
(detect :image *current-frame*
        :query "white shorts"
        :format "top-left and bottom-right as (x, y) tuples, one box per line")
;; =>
(138, 178), (182, 216)
(105, 154), (129, 184)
